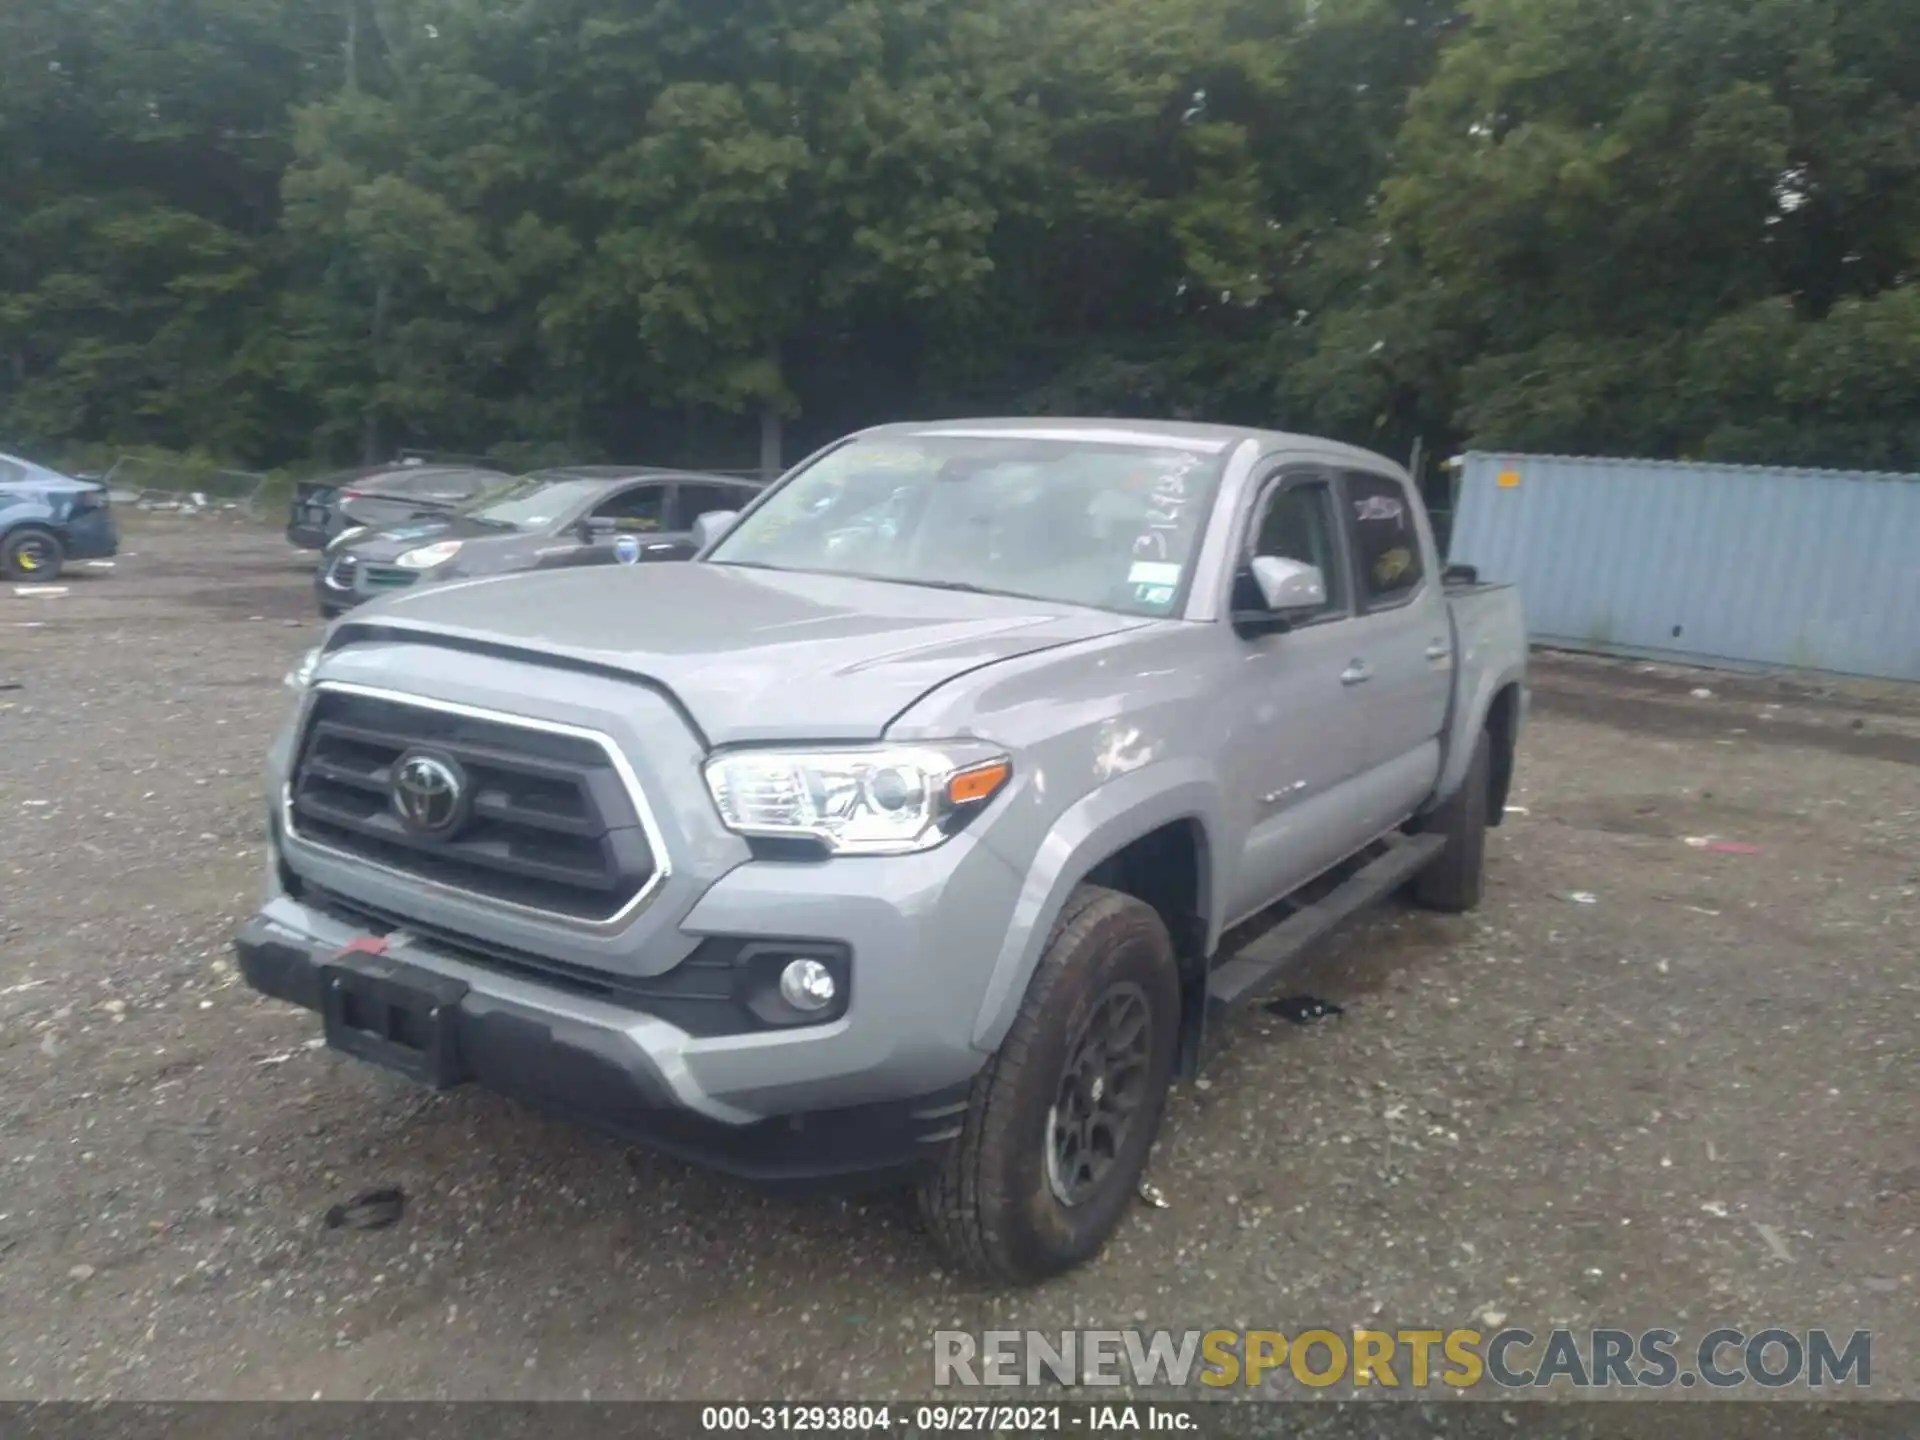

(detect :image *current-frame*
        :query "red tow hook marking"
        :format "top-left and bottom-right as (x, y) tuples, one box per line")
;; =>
(335, 936), (389, 959)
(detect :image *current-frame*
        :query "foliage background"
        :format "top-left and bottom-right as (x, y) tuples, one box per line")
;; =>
(1, 0), (1915, 482)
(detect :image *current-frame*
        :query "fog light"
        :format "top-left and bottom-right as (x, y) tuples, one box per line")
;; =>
(778, 958), (837, 1012)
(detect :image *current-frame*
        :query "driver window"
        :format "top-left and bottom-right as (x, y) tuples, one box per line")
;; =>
(1245, 478), (1349, 619)
(591, 484), (665, 532)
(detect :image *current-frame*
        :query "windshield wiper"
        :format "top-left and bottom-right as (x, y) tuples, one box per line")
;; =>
(882, 577), (992, 595)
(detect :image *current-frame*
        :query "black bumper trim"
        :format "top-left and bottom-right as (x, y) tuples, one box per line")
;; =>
(235, 916), (965, 1195)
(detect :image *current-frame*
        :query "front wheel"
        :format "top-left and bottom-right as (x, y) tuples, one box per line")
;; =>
(3, 526), (65, 583)
(918, 885), (1180, 1285)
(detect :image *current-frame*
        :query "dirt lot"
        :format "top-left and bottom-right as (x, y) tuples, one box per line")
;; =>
(2, 516), (1916, 1403)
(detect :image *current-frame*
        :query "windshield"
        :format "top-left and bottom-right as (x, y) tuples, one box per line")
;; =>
(456, 477), (604, 530)
(705, 434), (1227, 616)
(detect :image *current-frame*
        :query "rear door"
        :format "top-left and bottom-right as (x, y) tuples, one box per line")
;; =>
(1336, 468), (1453, 833)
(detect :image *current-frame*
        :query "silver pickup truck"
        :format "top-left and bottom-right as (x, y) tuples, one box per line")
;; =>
(238, 419), (1527, 1284)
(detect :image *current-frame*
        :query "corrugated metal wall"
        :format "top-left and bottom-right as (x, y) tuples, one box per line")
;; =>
(1447, 452), (1920, 682)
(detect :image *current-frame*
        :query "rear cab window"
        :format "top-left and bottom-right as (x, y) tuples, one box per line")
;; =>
(1341, 470), (1425, 610)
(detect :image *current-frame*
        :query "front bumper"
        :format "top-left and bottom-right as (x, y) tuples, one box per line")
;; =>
(236, 903), (971, 1192)
(252, 647), (1030, 1186)
(315, 555), (420, 614)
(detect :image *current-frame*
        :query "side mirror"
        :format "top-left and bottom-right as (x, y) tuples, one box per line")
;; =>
(1252, 555), (1327, 612)
(692, 510), (740, 552)
(1443, 562), (1479, 586)
(580, 515), (620, 540)
(1233, 556), (1328, 635)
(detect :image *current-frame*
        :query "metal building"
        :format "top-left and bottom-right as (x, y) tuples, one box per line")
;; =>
(1446, 452), (1920, 683)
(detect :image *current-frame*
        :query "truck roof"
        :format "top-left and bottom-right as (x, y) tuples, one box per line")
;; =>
(856, 417), (1410, 477)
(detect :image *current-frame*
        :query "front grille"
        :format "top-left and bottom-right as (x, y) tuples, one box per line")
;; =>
(288, 689), (658, 922)
(363, 565), (416, 590)
(327, 553), (359, 587)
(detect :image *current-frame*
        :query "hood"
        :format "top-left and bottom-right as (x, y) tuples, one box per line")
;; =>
(332, 562), (1152, 743)
(338, 515), (528, 562)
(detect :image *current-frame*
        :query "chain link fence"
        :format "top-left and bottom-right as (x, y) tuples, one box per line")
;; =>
(102, 454), (276, 520)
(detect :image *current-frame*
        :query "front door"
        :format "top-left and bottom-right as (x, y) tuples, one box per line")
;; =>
(565, 481), (676, 567)
(1221, 469), (1380, 925)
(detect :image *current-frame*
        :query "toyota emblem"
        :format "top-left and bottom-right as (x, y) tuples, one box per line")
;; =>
(391, 752), (467, 835)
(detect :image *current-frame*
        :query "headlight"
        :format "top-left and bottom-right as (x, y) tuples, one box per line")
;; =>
(285, 646), (321, 692)
(704, 745), (1012, 855)
(395, 540), (462, 570)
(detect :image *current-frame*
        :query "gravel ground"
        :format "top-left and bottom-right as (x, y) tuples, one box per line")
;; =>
(1, 517), (1916, 1403)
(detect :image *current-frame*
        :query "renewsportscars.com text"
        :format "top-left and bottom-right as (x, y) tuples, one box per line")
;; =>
(934, 1327), (1873, 1391)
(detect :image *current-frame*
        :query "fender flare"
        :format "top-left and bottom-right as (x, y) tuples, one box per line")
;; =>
(0, 503), (63, 541)
(1429, 663), (1527, 809)
(969, 758), (1220, 1053)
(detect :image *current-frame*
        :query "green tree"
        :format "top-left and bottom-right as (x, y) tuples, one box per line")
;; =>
(0, 0), (334, 460)
(518, 0), (1046, 472)
(1344, 0), (1920, 465)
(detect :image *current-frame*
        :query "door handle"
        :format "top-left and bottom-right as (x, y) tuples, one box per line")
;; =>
(644, 543), (676, 553)
(1425, 639), (1451, 661)
(1340, 661), (1373, 686)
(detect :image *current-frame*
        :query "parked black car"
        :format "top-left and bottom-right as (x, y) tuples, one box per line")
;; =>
(315, 465), (765, 617)
(287, 461), (510, 552)
(0, 451), (118, 581)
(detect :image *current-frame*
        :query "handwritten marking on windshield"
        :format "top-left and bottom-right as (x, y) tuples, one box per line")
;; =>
(1130, 453), (1202, 560)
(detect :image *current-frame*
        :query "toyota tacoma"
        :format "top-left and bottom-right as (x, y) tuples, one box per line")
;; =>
(237, 419), (1527, 1284)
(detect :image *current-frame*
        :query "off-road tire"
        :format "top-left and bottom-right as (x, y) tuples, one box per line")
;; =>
(1414, 726), (1491, 913)
(918, 885), (1180, 1285)
(2, 526), (64, 583)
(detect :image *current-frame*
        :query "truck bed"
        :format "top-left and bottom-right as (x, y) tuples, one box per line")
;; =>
(1447, 580), (1526, 659)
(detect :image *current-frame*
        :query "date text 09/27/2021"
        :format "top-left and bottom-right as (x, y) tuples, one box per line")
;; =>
(700, 1406), (1191, 1433)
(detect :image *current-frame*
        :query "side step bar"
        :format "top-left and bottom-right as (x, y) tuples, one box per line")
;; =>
(1205, 832), (1446, 1009)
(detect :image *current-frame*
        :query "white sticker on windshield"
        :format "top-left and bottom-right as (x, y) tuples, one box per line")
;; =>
(1128, 561), (1183, 586)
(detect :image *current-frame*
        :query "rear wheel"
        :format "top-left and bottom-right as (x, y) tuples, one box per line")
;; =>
(1414, 727), (1491, 913)
(919, 885), (1180, 1285)
(2, 526), (64, 583)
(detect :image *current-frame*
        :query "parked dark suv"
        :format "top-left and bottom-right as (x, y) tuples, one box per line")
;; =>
(315, 466), (764, 616)
(0, 451), (118, 581)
